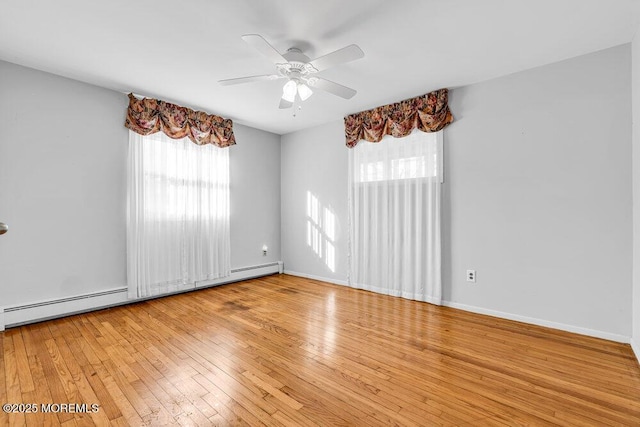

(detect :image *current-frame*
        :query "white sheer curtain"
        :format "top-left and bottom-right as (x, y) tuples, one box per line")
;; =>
(348, 129), (442, 305)
(127, 131), (230, 298)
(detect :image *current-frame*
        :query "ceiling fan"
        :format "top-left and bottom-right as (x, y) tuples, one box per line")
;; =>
(219, 34), (365, 110)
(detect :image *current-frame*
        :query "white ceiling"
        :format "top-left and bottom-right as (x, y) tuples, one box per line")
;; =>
(1, 0), (639, 135)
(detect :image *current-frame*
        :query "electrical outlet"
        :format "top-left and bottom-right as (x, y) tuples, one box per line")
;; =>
(466, 270), (476, 283)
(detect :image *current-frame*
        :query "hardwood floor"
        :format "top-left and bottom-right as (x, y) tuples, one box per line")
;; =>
(1, 274), (640, 426)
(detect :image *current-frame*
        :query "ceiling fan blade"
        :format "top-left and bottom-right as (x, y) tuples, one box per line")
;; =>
(218, 74), (281, 86)
(241, 34), (287, 64)
(312, 78), (357, 99)
(308, 44), (364, 72)
(279, 98), (293, 109)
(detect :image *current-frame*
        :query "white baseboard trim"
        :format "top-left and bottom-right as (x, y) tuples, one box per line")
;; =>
(442, 300), (630, 343)
(350, 281), (442, 306)
(631, 338), (640, 364)
(3, 262), (281, 329)
(281, 273), (629, 343)
(283, 270), (348, 287)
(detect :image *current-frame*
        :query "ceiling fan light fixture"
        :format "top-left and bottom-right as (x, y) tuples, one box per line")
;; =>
(297, 83), (313, 101)
(282, 80), (297, 102)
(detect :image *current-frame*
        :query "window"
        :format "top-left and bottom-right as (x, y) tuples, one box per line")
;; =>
(348, 129), (443, 305)
(127, 131), (231, 298)
(354, 129), (443, 183)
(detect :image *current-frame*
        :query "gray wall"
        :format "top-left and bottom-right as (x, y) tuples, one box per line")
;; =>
(445, 44), (632, 337)
(281, 122), (348, 281)
(632, 27), (640, 352)
(230, 124), (281, 268)
(0, 60), (281, 308)
(281, 45), (633, 338)
(0, 61), (128, 306)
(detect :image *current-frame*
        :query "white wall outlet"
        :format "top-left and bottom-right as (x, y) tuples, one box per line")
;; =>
(262, 245), (268, 256)
(466, 270), (476, 283)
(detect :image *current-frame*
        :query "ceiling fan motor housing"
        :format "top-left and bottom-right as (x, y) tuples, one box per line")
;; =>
(277, 48), (319, 80)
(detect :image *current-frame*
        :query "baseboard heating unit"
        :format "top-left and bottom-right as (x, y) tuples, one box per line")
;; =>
(1, 261), (283, 330)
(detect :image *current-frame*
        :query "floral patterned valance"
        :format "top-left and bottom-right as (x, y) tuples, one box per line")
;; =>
(344, 88), (453, 148)
(125, 93), (236, 147)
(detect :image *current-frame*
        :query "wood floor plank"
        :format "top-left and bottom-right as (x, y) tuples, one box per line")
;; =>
(57, 322), (122, 422)
(194, 373), (266, 426)
(24, 325), (73, 424)
(3, 331), (26, 427)
(2, 274), (640, 426)
(12, 331), (35, 395)
(47, 323), (112, 426)
(0, 367), (7, 425)
(24, 355), (56, 426)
